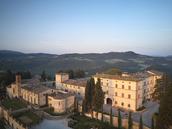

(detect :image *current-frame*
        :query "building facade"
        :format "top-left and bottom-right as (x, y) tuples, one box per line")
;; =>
(7, 74), (21, 98)
(93, 70), (162, 111)
(55, 73), (87, 98)
(48, 91), (74, 113)
(6, 74), (76, 112)
(21, 86), (54, 106)
(7, 75), (54, 106)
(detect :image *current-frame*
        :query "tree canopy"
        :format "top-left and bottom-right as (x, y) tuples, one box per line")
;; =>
(139, 115), (143, 129)
(118, 110), (122, 129)
(104, 68), (122, 75)
(57, 69), (85, 79)
(92, 78), (104, 111)
(155, 75), (172, 129)
(83, 78), (95, 113)
(128, 111), (133, 129)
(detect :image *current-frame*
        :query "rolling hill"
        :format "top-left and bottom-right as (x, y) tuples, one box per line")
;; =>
(0, 50), (172, 77)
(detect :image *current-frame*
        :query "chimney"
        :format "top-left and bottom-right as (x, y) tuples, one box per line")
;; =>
(16, 74), (21, 85)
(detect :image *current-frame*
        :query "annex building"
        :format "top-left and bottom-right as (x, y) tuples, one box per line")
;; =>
(55, 73), (87, 98)
(48, 91), (74, 113)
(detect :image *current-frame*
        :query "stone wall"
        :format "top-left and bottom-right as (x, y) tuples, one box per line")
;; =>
(85, 111), (150, 129)
(8, 115), (28, 129)
(0, 106), (28, 129)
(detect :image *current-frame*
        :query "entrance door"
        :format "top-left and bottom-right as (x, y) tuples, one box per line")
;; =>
(106, 98), (112, 105)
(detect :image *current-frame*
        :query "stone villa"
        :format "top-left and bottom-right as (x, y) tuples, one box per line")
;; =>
(55, 70), (162, 111)
(93, 70), (162, 111)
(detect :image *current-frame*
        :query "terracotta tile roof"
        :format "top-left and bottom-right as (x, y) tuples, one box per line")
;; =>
(63, 78), (88, 87)
(146, 70), (163, 76)
(22, 85), (51, 94)
(93, 71), (152, 82)
(48, 91), (74, 99)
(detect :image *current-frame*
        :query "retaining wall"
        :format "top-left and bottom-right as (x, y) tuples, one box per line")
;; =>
(85, 111), (150, 129)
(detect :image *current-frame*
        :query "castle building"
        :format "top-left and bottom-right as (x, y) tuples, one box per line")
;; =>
(6, 74), (75, 110)
(93, 70), (162, 111)
(6, 70), (162, 112)
(7, 75), (54, 106)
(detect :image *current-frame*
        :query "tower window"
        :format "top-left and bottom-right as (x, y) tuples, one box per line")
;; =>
(128, 94), (131, 99)
(122, 93), (124, 97)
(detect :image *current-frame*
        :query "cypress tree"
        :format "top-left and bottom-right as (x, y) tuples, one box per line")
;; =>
(155, 75), (172, 129)
(74, 97), (77, 112)
(118, 109), (122, 129)
(101, 106), (104, 122)
(90, 78), (95, 113)
(92, 78), (104, 119)
(128, 111), (133, 129)
(41, 70), (46, 81)
(139, 115), (143, 129)
(110, 107), (113, 125)
(82, 99), (86, 114)
(151, 117), (154, 129)
(76, 99), (78, 113)
(83, 80), (90, 113)
(83, 78), (95, 113)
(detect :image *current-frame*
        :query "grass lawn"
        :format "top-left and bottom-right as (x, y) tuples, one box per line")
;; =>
(1, 98), (27, 111)
(14, 110), (42, 126)
(44, 107), (66, 116)
(68, 113), (118, 129)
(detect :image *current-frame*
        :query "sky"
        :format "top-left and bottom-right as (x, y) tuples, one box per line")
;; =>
(0, 0), (172, 56)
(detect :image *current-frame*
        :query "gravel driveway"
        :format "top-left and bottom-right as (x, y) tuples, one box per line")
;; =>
(103, 101), (159, 127)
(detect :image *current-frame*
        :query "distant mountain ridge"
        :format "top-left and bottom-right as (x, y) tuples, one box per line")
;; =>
(0, 50), (172, 77)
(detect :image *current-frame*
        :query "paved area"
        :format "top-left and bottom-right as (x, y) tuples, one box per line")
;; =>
(103, 101), (159, 127)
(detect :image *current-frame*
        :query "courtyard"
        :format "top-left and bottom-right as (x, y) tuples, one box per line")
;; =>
(13, 110), (42, 127)
(103, 100), (159, 127)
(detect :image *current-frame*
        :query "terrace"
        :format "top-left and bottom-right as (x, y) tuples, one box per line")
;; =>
(13, 111), (42, 127)
(1, 98), (27, 111)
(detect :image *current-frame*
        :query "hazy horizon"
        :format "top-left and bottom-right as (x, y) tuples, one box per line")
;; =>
(1, 49), (172, 57)
(1, 0), (172, 56)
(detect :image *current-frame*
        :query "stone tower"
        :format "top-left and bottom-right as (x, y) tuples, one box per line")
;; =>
(55, 73), (69, 83)
(15, 74), (21, 97)
(55, 73), (69, 89)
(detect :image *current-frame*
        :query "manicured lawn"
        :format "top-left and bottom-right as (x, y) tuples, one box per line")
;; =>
(68, 113), (118, 129)
(14, 110), (42, 126)
(1, 98), (27, 110)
